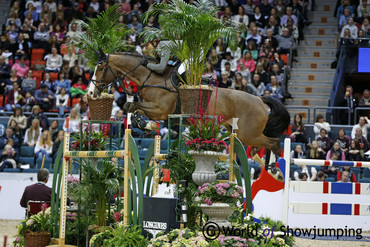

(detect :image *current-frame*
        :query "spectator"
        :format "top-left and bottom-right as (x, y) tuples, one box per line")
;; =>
(306, 140), (326, 159)
(215, 38), (226, 57)
(74, 94), (88, 117)
(9, 119), (23, 143)
(281, 17), (299, 41)
(354, 128), (369, 151)
(273, 0), (286, 19)
(340, 17), (358, 38)
(5, 81), (24, 111)
(280, 7), (298, 26)
(347, 139), (364, 161)
(251, 73), (265, 96)
(313, 114), (331, 140)
(52, 130), (64, 161)
(294, 164), (317, 181)
(49, 120), (59, 142)
(22, 91), (36, 112)
(337, 0), (354, 18)
(246, 146), (266, 166)
(0, 55), (11, 84)
(351, 116), (370, 139)
(202, 61), (218, 86)
(8, 107), (27, 132)
(12, 33), (30, 59)
(4, 69), (22, 93)
(0, 127), (20, 150)
(207, 48), (222, 73)
(326, 141), (346, 161)
(46, 47), (63, 73)
(339, 170), (350, 182)
(70, 77), (87, 97)
(317, 128), (332, 153)
(112, 109), (124, 138)
(236, 60), (251, 82)
(245, 40), (259, 61)
(63, 49), (78, 68)
(232, 6), (249, 27)
(27, 105), (50, 130)
(33, 22), (50, 48)
(219, 71), (233, 88)
(341, 85), (358, 125)
(264, 16), (280, 36)
(127, 15), (143, 34)
(291, 144), (305, 159)
(250, 6), (265, 31)
(265, 75), (283, 101)
(254, 62), (270, 83)
(35, 84), (55, 112)
(359, 89), (370, 117)
(289, 113), (308, 144)
(6, 11), (22, 30)
(54, 71), (71, 94)
(334, 128), (351, 154)
(20, 168), (52, 208)
(34, 130), (53, 160)
(56, 88), (69, 118)
(24, 119), (42, 147)
(11, 56), (29, 79)
(259, 0), (272, 19)
(46, 35), (61, 56)
(220, 52), (237, 73)
(224, 62), (235, 81)
(339, 8), (352, 29)
(357, 0), (370, 19)
(275, 28), (297, 54)
(246, 25), (262, 47)
(0, 143), (18, 172)
(127, 3), (142, 22)
(63, 108), (80, 133)
(317, 171), (326, 181)
(239, 51), (256, 73)
(41, 72), (55, 92)
(21, 70), (36, 94)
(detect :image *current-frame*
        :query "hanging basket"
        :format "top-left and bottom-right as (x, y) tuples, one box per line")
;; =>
(24, 231), (50, 247)
(179, 86), (213, 114)
(87, 95), (114, 121)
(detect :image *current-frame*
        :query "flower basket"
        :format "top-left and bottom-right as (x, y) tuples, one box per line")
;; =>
(24, 231), (50, 247)
(179, 86), (213, 114)
(87, 94), (114, 121)
(199, 203), (234, 228)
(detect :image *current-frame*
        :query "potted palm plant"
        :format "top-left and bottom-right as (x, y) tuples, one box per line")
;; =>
(72, 4), (132, 120)
(142, 0), (239, 114)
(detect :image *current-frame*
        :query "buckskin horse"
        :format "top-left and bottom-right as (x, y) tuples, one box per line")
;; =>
(90, 51), (290, 164)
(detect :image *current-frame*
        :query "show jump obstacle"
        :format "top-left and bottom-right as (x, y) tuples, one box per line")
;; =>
(280, 138), (370, 230)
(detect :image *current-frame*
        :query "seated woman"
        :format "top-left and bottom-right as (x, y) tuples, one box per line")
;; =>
(333, 128), (351, 154)
(305, 140), (325, 160)
(313, 114), (331, 140)
(56, 88), (69, 118)
(40, 72), (55, 92)
(326, 141), (346, 161)
(23, 119), (42, 147)
(45, 47), (63, 73)
(347, 139), (364, 161)
(289, 114), (308, 145)
(0, 142), (18, 172)
(34, 130), (53, 160)
(49, 120), (60, 142)
(316, 129), (332, 154)
(337, 166), (356, 182)
(294, 164), (317, 181)
(290, 144), (305, 159)
(52, 130), (64, 161)
(63, 108), (80, 133)
(54, 71), (71, 95)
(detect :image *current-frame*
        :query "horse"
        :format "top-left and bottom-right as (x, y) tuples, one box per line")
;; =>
(91, 52), (290, 157)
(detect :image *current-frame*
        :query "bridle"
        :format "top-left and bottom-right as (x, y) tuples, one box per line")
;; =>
(92, 53), (177, 96)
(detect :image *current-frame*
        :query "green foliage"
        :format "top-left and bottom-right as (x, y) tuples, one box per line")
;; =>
(71, 129), (112, 151)
(142, 0), (239, 86)
(90, 224), (148, 247)
(72, 158), (124, 226)
(72, 4), (132, 67)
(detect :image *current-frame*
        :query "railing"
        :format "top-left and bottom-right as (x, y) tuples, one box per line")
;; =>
(285, 106), (311, 122)
(313, 106), (351, 125)
(355, 107), (370, 121)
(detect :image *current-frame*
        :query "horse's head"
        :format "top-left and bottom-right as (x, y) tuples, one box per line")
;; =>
(91, 48), (117, 92)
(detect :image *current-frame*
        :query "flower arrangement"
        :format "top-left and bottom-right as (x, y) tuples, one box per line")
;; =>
(70, 129), (110, 151)
(67, 175), (80, 192)
(185, 111), (230, 152)
(148, 228), (209, 247)
(196, 181), (243, 206)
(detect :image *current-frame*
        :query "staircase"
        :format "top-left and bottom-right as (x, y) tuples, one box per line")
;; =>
(0, 0), (10, 33)
(286, 1), (338, 124)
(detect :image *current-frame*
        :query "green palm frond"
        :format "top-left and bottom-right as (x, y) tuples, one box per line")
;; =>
(72, 4), (133, 67)
(141, 0), (240, 86)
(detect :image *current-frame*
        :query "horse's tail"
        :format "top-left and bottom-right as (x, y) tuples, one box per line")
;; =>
(262, 96), (290, 138)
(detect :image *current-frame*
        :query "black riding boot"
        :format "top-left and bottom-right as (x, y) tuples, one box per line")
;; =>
(131, 111), (147, 130)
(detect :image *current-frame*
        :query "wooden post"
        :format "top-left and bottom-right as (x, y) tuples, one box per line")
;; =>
(58, 131), (70, 247)
(229, 133), (236, 182)
(123, 129), (131, 226)
(152, 135), (161, 196)
(41, 155), (45, 168)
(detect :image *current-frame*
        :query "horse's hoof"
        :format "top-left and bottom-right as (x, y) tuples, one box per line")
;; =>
(268, 167), (284, 182)
(146, 121), (159, 131)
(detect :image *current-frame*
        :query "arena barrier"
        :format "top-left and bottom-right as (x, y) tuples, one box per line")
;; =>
(281, 138), (370, 230)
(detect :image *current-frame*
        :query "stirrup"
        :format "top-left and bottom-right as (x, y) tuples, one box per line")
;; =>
(133, 112), (147, 130)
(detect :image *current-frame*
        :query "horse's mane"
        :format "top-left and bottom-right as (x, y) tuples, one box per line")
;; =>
(114, 52), (157, 62)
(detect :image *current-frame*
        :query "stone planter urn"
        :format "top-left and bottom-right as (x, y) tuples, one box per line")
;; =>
(199, 203), (234, 228)
(189, 150), (223, 186)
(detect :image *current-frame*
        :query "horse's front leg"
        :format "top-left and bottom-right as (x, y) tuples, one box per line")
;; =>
(127, 102), (162, 131)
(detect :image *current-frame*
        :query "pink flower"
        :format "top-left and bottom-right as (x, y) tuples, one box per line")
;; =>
(41, 203), (49, 212)
(113, 211), (122, 223)
(16, 237), (20, 242)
